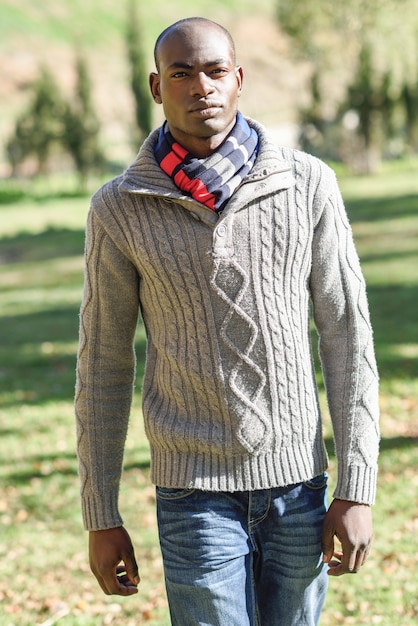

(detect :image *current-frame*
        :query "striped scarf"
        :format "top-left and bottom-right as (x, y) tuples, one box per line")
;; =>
(154, 113), (259, 213)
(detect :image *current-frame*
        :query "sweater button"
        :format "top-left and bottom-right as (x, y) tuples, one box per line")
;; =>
(217, 224), (227, 237)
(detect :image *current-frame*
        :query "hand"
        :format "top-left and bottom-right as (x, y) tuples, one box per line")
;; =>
(89, 526), (140, 595)
(321, 499), (373, 576)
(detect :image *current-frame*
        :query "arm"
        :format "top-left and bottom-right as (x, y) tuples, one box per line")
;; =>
(75, 205), (140, 530)
(309, 168), (379, 574)
(310, 169), (379, 505)
(89, 526), (140, 595)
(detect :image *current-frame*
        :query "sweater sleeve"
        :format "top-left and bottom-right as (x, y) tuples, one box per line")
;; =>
(75, 205), (140, 530)
(310, 168), (379, 505)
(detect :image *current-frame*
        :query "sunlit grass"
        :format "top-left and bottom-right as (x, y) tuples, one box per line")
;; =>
(0, 160), (417, 624)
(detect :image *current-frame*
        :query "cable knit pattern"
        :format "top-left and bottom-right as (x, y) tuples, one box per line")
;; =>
(75, 118), (379, 530)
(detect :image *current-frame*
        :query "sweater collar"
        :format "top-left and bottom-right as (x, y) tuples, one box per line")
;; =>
(119, 117), (294, 203)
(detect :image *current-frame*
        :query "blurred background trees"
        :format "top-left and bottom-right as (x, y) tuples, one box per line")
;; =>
(62, 55), (104, 191)
(3, 0), (418, 180)
(4, 2), (152, 187)
(278, 0), (418, 171)
(126, 0), (153, 146)
(6, 56), (104, 187)
(6, 67), (66, 177)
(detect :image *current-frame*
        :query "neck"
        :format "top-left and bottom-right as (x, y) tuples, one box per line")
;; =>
(167, 119), (237, 158)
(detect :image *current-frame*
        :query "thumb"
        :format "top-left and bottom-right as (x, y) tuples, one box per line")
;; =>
(321, 525), (334, 563)
(123, 551), (140, 585)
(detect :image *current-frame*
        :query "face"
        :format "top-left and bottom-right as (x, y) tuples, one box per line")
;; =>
(150, 22), (243, 157)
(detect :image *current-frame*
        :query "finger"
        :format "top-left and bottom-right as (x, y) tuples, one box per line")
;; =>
(361, 543), (371, 566)
(116, 576), (139, 593)
(353, 542), (371, 571)
(97, 565), (138, 596)
(345, 537), (372, 573)
(327, 548), (366, 576)
(330, 550), (343, 561)
(327, 563), (342, 575)
(321, 529), (335, 564)
(117, 565), (140, 589)
(121, 552), (140, 586)
(326, 550), (345, 577)
(345, 545), (359, 573)
(104, 575), (139, 596)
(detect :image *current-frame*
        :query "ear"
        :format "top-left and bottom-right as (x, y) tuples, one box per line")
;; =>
(149, 72), (162, 104)
(235, 66), (244, 97)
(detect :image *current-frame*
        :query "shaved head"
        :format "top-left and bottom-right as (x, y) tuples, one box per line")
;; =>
(149, 16), (243, 157)
(154, 17), (236, 71)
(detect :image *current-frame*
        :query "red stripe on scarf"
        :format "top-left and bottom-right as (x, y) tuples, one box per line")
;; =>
(173, 170), (216, 210)
(160, 140), (216, 210)
(159, 141), (189, 175)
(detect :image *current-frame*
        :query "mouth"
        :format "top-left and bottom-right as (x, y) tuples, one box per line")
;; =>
(189, 102), (222, 117)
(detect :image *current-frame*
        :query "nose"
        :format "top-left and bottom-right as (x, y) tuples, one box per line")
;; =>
(190, 71), (214, 97)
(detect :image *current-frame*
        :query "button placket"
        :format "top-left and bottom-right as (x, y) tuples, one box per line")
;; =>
(217, 223), (227, 238)
(212, 220), (231, 258)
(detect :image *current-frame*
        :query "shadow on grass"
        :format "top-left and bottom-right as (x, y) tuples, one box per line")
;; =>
(0, 185), (91, 206)
(360, 248), (418, 264)
(0, 227), (85, 263)
(0, 305), (147, 407)
(0, 306), (80, 406)
(324, 434), (417, 459)
(1, 307), (80, 347)
(367, 284), (418, 380)
(6, 453), (79, 484)
(346, 193), (418, 222)
(6, 455), (151, 485)
(311, 284), (418, 385)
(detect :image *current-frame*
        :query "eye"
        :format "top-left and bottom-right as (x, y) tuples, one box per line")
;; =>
(171, 71), (188, 78)
(210, 67), (228, 76)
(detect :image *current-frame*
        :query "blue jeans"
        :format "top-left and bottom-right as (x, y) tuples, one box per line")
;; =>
(156, 474), (328, 625)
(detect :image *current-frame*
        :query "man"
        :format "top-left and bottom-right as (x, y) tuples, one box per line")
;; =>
(75, 17), (380, 626)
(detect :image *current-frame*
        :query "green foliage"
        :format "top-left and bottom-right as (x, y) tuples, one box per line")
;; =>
(300, 52), (418, 169)
(0, 183), (26, 205)
(63, 55), (105, 188)
(346, 44), (375, 147)
(7, 66), (65, 175)
(6, 55), (104, 186)
(276, 0), (333, 58)
(402, 81), (418, 151)
(279, 0), (418, 168)
(277, 0), (418, 64)
(126, 0), (157, 142)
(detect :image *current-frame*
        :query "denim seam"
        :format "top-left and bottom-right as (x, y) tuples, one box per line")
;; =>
(248, 489), (271, 529)
(249, 549), (261, 626)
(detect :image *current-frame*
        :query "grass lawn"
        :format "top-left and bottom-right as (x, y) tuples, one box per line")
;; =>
(0, 159), (417, 625)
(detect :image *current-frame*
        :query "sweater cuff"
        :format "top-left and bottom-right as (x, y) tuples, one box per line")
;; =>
(81, 490), (124, 531)
(333, 463), (378, 505)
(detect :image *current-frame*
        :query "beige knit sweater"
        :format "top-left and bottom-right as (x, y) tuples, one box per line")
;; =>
(75, 119), (379, 531)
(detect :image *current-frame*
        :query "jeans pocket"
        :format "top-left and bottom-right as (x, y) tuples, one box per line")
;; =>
(156, 486), (196, 501)
(303, 472), (328, 490)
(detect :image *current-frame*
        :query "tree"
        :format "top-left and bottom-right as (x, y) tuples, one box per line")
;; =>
(345, 43), (381, 169)
(380, 70), (397, 145)
(7, 66), (65, 175)
(126, 0), (152, 143)
(402, 80), (418, 152)
(298, 69), (327, 155)
(63, 54), (104, 189)
(277, 0), (418, 165)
